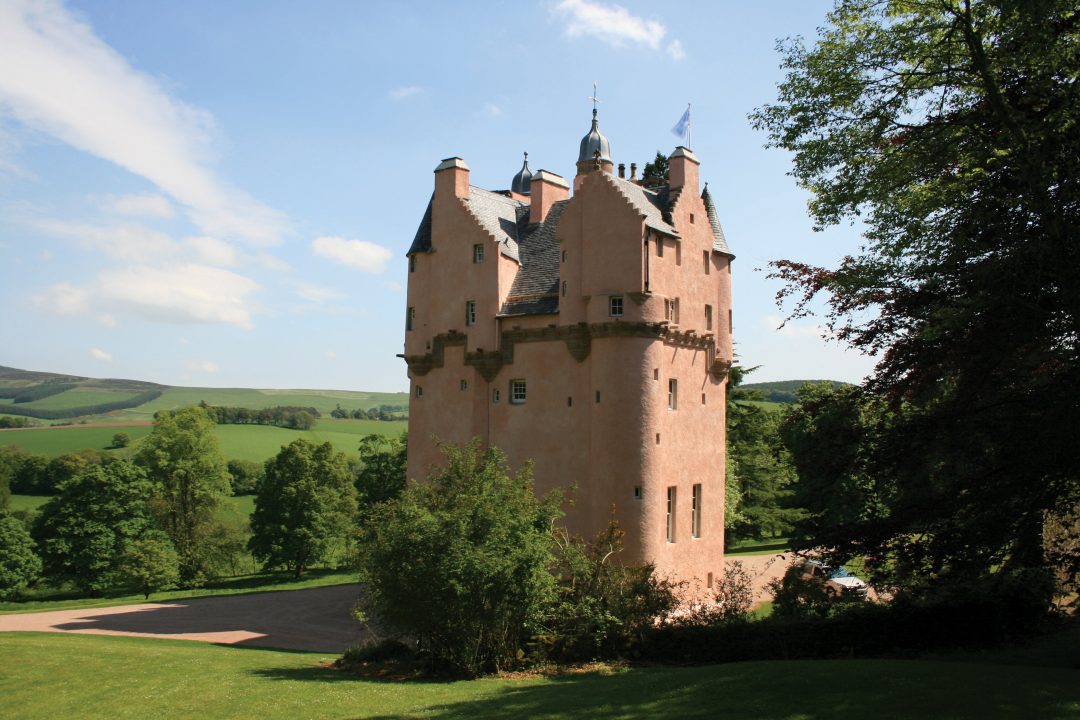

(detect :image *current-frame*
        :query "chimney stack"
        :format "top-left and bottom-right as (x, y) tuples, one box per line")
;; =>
(530, 170), (569, 224)
(618, 163), (625, 179)
(630, 163), (637, 182)
(669, 147), (700, 193)
(434, 157), (470, 199)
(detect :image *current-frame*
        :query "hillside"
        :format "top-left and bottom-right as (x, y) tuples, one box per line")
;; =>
(740, 379), (852, 404)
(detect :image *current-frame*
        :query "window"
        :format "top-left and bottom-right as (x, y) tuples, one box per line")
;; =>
(703, 250), (710, 274)
(668, 379), (678, 410)
(415, 385), (423, 398)
(702, 393), (707, 405)
(473, 244), (484, 263)
(460, 379), (467, 391)
(492, 388), (500, 403)
(654, 368), (659, 380)
(656, 432), (661, 445)
(510, 379), (526, 404)
(657, 238), (664, 258)
(666, 487), (677, 543)
(705, 304), (713, 331)
(675, 244), (682, 266)
(609, 295), (624, 317)
(692, 484), (702, 538)
(561, 280), (567, 297)
(595, 390), (601, 403)
(634, 486), (642, 500)
(409, 255), (416, 273)
(567, 396), (573, 407)
(665, 298), (679, 325)
(465, 300), (476, 326)
(707, 572), (714, 589)
(562, 250), (566, 263)
(729, 308), (733, 334)
(690, 213), (695, 224)
(406, 306), (415, 331)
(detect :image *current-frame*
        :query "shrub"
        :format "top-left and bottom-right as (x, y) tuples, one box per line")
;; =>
(357, 440), (560, 677)
(110, 432), (131, 449)
(0, 511), (41, 599)
(120, 531), (180, 599)
(769, 561), (833, 620)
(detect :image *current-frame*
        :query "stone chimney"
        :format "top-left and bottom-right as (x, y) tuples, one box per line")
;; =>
(669, 147), (699, 193)
(630, 163), (637, 182)
(618, 163), (625, 179)
(530, 169), (569, 224)
(434, 157), (470, 199)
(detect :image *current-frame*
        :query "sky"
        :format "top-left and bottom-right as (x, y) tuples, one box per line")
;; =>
(0, 0), (876, 392)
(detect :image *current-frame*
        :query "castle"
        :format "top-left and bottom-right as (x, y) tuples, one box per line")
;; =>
(402, 108), (734, 585)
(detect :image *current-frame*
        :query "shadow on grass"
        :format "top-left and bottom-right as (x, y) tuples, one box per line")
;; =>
(726, 540), (790, 555)
(335, 660), (1080, 720)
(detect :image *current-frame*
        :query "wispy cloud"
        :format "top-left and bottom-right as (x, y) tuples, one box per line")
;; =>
(388, 85), (423, 101)
(553, 0), (682, 58)
(764, 314), (831, 339)
(33, 219), (179, 263)
(105, 193), (174, 219)
(0, 0), (288, 245)
(484, 103), (502, 117)
(186, 359), (220, 374)
(312, 236), (392, 273)
(89, 347), (112, 362)
(293, 281), (342, 304)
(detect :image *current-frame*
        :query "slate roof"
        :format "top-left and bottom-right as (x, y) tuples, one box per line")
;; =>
(407, 194), (433, 256)
(604, 174), (679, 237)
(499, 200), (568, 317)
(701, 184), (734, 256)
(407, 188), (529, 261)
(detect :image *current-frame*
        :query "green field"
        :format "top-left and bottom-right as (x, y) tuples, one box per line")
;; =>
(0, 418), (405, 461)
(16, 386), (145, 411)
(129, 386), (409, 421)
(1, 633), (1077, 719)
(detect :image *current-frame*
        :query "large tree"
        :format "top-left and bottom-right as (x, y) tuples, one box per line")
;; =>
(32, 461), (154, 593)
(134, 407), (230, 585)
(354, 432), (407, 515)
(752, 0), (1080, 592)
(0, 511), (40, 599)
(249, 439), (356, 577)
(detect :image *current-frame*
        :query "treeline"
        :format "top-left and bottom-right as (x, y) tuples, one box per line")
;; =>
(0, 390), (163, 420)
(197, 403), (320, 430)
(329, 403), (407, 421)
(0, 416), (34, 429)
(0, 383), (77, 404)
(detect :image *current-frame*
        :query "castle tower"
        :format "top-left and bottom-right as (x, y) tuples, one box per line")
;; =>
(402, 108), (735, 586)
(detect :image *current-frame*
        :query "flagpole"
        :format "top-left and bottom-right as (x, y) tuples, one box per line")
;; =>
(687, 103), (692, 149)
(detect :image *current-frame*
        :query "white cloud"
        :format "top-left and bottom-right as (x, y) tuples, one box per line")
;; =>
(553, 0), (676, 54)
(325, 350), (337, 360)
(667, 39), (686, 61)
(294, 281), (342, 304)
(97, 313), (117, 327)
(187, 359), (220, 373)
(312, 236), (392, 273)
(388, 86), (423, 100)
(764, 314), (830, 339)
(484, 103), (502, 117)
(184, 235), (237, 267)
(106, 193), (174, 219)
(33, 218), (179, 263)
(177, 337), (190, 345)
(256, 252), (291, 272)
(89, 347), (112, 362)
(36, 264), (260, 328)
(0, 0), (287, 245)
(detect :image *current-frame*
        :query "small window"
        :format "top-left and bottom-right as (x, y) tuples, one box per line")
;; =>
(665, 298), (679, 325)
(595, 390), (601, 403)
(634, 486), (642, 499)
(460, 379), (467, 391)
(406, 306), (415, 331)
(702, 392), (706, 405)
(415, 385), (423, 398)
(692, 484), (702, 538)
(561, 280), (567, 297)
(703, 250), (710, 274)
(705, 304), (713, 331)
(675, 244), (682, 266)
(465, 300), (476, 327)
(729, 308), (733, 334)
(666, 487), (677, 543)
(690, 213), (695, 224)
(510, 379), (526, 404)
(668, 379), (678, 410)
(562, 250), (566, 263)
(492, 388), (500, 403)
(653, 368), (659, 380)
(656, 433), (661, 445)
(657, 239), (664, 258)
(609, 295), (623, 317)
(409, 255), (416, 273)
(567, 396), (573, 407)
(707, 572), (714, 589)
(473, 244), (484, 263)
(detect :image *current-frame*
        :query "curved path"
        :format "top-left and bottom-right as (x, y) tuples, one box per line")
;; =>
(0, 584), (366, 653)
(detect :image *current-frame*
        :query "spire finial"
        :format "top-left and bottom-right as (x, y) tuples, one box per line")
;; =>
(588, 81), (601, 114)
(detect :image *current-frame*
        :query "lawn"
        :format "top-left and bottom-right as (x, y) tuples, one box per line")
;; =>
(1, 632), (1077, 719)
(0, 418), (406, 461)
(727, 536), (791, 556)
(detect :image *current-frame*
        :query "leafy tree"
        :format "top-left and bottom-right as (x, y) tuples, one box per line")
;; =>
(357, 440), (561, 676)
(226, 459), (262, 495)
(354, 432), (407, 514)
(249, 439), (356, 577)
(110, 432), (131, 449)
(32, 461), (154, 593)
(42, 450), (110, 495)
(0, 510), (41, 599)
(639, 151), (669, 187)
(120, 531), (180, 599)
(751, 0), (1080, 594)
(9, 453), (48, 495)
(134, 407), (231, 585)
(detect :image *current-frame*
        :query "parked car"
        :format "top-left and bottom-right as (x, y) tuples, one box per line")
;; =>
(801, 560), (869, 599)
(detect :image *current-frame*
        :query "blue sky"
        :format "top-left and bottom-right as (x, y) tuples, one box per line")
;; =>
(0, 0), (875, 391)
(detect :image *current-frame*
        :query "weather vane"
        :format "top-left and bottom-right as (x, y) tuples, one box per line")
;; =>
(588, 81), (601, 111)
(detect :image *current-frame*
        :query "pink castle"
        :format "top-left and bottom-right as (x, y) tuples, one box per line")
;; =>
(402, 108), (734, 586)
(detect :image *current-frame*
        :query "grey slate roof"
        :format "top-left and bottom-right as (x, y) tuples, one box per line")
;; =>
(605, 174), (679, 237)
(406, 187), (529, 261)
(499, 200), (568, 317)
(407, 194), (433, 256)
(701, 184), (734, 256)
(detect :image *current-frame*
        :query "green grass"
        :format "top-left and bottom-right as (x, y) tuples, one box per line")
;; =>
(0, 418), (406, 461)
(129, 386), (409, 421)
(8, 494), (50, 514)
(19, 386), (143, 410)
(1, 633), (1078, 719)
(727, 536), (791, 556)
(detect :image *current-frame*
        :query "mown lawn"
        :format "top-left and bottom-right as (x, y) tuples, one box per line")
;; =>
(1, 632), (1077, 719)
(726, 536), (791, 556)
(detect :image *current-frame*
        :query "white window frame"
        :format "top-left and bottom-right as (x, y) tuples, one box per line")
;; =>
(668, 378), (678, 410)
(465, 300), (476, 326)
(473, 244), (484, 263)
(692, 484), (702, 538)
(510, 379), (526, 404)
(666, 487), (676, 543)
(609, 295), (624, 317)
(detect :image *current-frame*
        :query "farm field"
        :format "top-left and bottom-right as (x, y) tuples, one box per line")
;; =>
(0, 418), (405, 461)
(1, 632), (1077, 719)
(127, 386), (408, 421)
(14, 386), (146, 411)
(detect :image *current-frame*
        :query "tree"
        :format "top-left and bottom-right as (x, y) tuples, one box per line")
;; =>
(751, 0), (1080, 595)
(110, 432), (130, 449)
(0, 511), (40, 599)
(134, 407), (230, 585)
(357, 440), (561, 676)
(32, 461), (154, 593)
(226, 459), (262, 495)
(354, 432), (407, 515)
(120, 531), (180, 599)
(639, 151), (669, 187)
(249, 439), (356, 577)
(9, 453), (48, 495)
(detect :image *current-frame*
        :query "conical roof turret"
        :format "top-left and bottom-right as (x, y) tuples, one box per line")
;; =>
(577, 109), (612, 164)
(511, 152), (533, 195)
